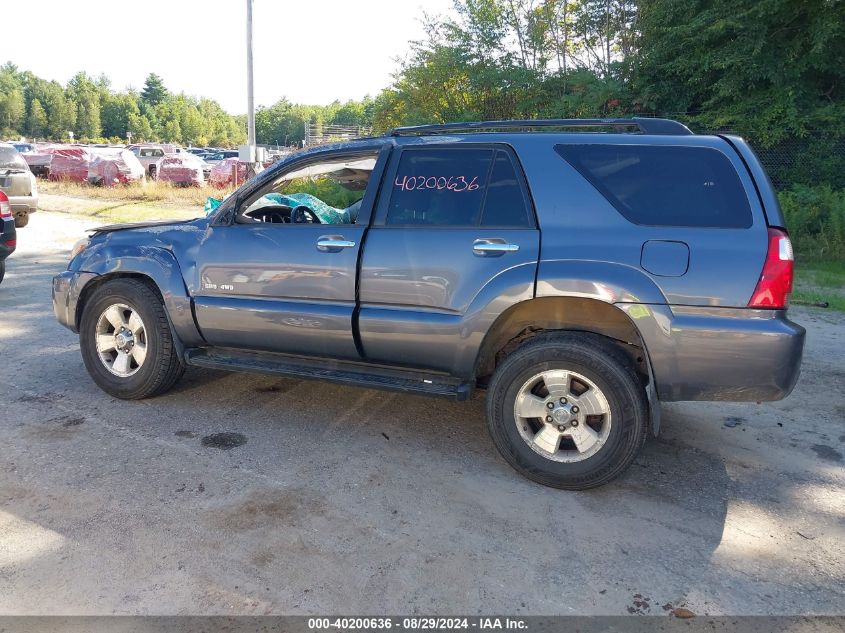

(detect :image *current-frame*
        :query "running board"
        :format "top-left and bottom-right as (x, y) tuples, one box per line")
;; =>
(185, 348), (473, 401)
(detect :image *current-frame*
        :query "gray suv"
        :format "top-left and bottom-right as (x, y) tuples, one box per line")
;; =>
(52, 118), (805, 489)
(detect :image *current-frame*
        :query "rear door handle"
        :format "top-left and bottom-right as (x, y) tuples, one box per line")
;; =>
(472, 239), (520, 255)
(317, 237), (356, 251)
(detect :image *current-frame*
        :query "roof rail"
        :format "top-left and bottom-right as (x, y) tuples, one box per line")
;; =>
(388, 117), (693, 137)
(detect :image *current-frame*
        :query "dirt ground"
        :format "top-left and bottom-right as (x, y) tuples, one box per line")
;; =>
(0, 211), (843, 615)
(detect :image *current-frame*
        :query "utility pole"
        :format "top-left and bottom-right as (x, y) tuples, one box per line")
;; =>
(246, 0), (255, 147)
(243, 0), (260, 177)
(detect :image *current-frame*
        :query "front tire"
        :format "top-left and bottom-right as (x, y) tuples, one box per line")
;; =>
(79, 278), (185, 399)
(486, 332), (648, 490)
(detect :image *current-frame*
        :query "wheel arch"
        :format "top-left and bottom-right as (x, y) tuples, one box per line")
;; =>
(73, 245), (204, 348)
(474, 296), (661, 433)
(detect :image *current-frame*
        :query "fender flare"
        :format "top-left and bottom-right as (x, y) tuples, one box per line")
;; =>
(73, 243), (204, 348)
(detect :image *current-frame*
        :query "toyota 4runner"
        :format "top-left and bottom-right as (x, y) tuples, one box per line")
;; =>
(53, 118), (805, 489)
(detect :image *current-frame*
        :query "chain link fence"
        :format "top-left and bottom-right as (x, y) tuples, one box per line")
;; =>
(714, 132), (844, 191)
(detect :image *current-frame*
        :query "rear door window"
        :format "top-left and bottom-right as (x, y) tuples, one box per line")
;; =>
(555, 144), (752, 228)
(481, 151), (533, 227)
(387, 147), (533, 227)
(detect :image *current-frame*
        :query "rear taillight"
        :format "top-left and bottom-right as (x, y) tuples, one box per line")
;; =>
(748, 228), (794, 309)
(0, 191), (10, 219)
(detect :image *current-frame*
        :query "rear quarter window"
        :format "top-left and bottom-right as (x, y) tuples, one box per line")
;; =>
(0, 145), (28, 170)
(555, 144), (752, 228)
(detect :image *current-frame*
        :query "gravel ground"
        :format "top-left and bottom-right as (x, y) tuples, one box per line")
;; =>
(0, 211), (843, 616)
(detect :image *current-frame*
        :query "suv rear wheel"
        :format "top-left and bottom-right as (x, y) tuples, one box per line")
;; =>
(79, 278), (184, 399)
(14, 212), (29, 228)
(486, 332), (648, 489)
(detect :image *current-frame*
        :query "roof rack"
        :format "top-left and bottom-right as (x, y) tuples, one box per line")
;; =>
(388, 117), (693, 137)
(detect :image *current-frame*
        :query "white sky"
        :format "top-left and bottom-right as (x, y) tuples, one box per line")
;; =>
(2, 0), (455, 113)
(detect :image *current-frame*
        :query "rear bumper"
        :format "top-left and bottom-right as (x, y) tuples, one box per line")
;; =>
(620, 304), (806, 402)
(52, 270), (98, 333)
(7, 194), (37, 214)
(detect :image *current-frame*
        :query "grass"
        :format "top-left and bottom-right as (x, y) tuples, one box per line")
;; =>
(793, 258), (845, 311)
(37, 180), (234, 224)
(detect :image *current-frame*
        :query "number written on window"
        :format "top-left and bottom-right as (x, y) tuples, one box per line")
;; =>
(394, 175), (480, 192)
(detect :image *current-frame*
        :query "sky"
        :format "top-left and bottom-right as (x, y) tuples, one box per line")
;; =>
(1, 0), (455, 113)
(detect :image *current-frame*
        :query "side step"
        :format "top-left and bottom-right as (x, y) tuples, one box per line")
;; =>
(185, 348), (473, 401)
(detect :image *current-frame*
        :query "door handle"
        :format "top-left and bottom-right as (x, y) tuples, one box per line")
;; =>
(317, 237), (356, 251)
(472, 239), (520, 255)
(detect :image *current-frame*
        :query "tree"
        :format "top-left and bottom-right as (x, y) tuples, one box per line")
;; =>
(101, 93), (140, 139)
(67, 72), (102, 139)
(162, 118), (181, 142)
(128, 112), (154, 141)
(43, 84), (76, 139)
(636, 0), (845, 142)
(0, 88), (25, 135)
(0, 64), (25, 135)
(141, 73), (169, 106)
(27, 98), (47, 137)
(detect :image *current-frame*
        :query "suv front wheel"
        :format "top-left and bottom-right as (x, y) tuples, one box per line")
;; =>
(486, 332), (648, 490)
(79, 278), (185, 399)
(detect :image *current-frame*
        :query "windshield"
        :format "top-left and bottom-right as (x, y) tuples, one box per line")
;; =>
(0, 145), (29, 170)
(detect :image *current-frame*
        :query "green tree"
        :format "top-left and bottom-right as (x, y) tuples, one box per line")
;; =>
(67, 72), (102, 139)
(101, 93), (140, 139)
(0, 64), (26, 134)
(43, 84), (76, 139)
(0, 88), (25, 135)
(26, 98), (48, 137)
(128, 112), (154, 141)
(141, 73), (169, 106)
(636, 0), (845, 142)
(162, 118), (181, 142)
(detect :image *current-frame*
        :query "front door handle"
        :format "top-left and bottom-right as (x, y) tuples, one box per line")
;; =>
(472, 239), (520, 255)
(317, 236), (356, 252)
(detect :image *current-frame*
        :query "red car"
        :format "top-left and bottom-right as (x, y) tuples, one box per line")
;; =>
(0, 191), (17, 284)
(208, 157), (248, 188)
(88, 150), (145, 186)
(155, 154), (204, 186)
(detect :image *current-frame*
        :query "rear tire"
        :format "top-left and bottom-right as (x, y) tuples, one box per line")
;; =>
(14, 213), (29, 228)
(79, 278), (184, 399)
(486, 332), (648, 490)
(148, 166), (157, 180)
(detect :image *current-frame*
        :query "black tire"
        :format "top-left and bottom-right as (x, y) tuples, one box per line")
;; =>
(0, 260), (5, 285)
(148, 165), (157, 180)
(486, 332), (648, 490)
(79, 278), (185, 399)
(14, 213), (29, 228)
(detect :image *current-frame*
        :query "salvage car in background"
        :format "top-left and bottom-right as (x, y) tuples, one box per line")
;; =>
(154, 153), (205, 186)
(88, 149), (146, 186)
(209, 157), (248, 188)
(0, 143), (38, 228)
(127, 145), (170, 179)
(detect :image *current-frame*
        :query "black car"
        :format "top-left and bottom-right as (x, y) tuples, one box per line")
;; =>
(0, 191), (17, 284)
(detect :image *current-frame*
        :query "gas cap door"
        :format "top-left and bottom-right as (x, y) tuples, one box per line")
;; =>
(641, 240), (690, 277)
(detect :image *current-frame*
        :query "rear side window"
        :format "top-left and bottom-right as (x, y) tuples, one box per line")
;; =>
(387, 147), (533, 227)
(555, 144), (752, 228)
(0, 145), (28, 170)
